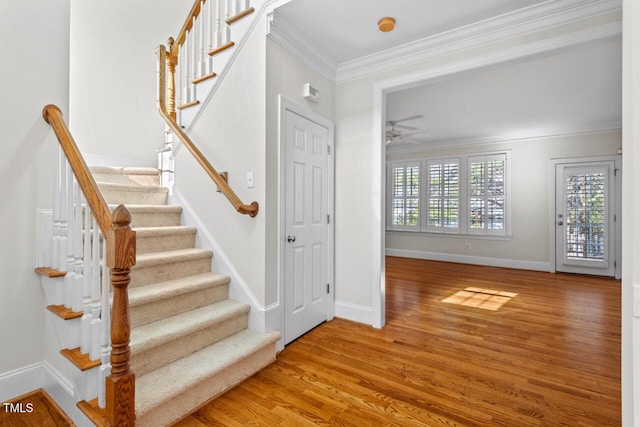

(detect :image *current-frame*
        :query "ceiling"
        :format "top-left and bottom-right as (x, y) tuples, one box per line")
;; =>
(273, 0), (622, 148)
(274, 0), (549, 64)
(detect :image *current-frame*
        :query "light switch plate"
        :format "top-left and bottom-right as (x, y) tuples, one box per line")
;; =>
(247, 171), (255, 188)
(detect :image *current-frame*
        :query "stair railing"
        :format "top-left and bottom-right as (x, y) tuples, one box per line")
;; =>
(157, 43), (259, 217)
(168, 0), (253, 115)
(42, 104), (136, 426)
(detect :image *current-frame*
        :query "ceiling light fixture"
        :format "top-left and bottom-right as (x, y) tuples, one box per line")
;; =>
(378, 17), (396, 32)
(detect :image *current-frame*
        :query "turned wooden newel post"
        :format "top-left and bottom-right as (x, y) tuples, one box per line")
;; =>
(167, 37), (177, 121)
(106, 205), (137, 426)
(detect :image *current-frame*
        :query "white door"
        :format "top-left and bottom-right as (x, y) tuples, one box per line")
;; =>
(284, 109), (330, 344)
(554, 161), (615, 276)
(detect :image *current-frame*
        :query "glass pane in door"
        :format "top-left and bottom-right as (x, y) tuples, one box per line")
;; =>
(564, 171), (606, 260)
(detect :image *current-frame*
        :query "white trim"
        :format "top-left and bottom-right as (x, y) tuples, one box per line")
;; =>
(548, 154), (622, 278)
(336, 0), (621, 83)
(386, 126), (623, 155)
(371, 10), (621, 336)
(42, 362), (92, 427)
(267, 11), (336, 82)
(334, 301), (373, 325)
(386, 248), (551, 272)
(278, 95), (335, 344)
(0, 363), (44, 402)
(169, 188), (267, 333)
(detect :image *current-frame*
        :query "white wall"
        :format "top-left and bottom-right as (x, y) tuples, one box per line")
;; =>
(386, 132), (621, 268)
(0, 0), (69, 382)
(69, 0), (191, 161)
(175, 14), (269, 305)
(334, 13), (621, 325)
(621, 0), (639, 424)
(265, 37), (335, 305)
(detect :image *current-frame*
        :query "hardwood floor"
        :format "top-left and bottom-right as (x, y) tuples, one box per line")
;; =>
(0, 389), (74, 427)
(174, 257), (621, 426)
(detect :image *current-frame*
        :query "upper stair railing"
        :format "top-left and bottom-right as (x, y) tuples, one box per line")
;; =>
(42, 105), (136, 426)
(157, 0), (259, 217)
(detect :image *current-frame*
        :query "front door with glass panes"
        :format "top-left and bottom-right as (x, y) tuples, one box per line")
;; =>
(554, 161), (615, 276)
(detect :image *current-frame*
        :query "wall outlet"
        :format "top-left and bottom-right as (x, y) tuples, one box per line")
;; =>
(465, 242), (471, 250)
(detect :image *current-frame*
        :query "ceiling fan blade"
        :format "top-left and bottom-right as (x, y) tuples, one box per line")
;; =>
(394, 124), (418, 130)
(386, 115), (423, 126)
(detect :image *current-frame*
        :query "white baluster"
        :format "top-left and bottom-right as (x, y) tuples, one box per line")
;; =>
(69, 177), (84, 314)
(90, 219), (102, 361)
(52, 147), (63, 271)
(182, 36), (190, 103)
(244, 0), (250, 11)
(81, 193), (93, 354)
(207, 0), (215, 73)
(215, 0), (222, 48)
(190, 21), (197, 101)
(198, 1), (207, 77)
(235, 0), (241, 15)
(98, 236), (111, 409)
(58, 159), (69, 274)
(62, 162), (74, 308)
(223, 0), (233, 44)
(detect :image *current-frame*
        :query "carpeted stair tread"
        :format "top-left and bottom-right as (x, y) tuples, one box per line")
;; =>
(90, 166), (161, 186)
(98, 182), (169, 205)
(129, 272), (229, 308)
(135, 329), (281, 421)
(134, 226), (198, 253)
(109, 204), (183, 227)
(130, 300), (250, 356)
(134, 248), (213, 267)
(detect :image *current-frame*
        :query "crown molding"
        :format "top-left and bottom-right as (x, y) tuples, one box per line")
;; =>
(267, 11), (336, 82)
(267, 0), (621, 85)
(386, 123), (622, 155)
(336, 0), (621, 83)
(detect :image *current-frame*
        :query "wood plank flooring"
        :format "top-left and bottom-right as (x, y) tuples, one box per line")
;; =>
(179, 257), (619, 426)
(0, 389), (74, 427)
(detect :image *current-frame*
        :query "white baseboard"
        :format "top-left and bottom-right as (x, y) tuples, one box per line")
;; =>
(0, 363), (44, 402)
(385, 248), (551, 272)
(169, 188), (267, 333)
(334, 301), (373, 325)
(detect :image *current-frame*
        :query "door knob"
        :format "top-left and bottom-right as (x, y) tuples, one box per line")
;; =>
(557, 221), (563, 226)
(287, 235), (296, 243)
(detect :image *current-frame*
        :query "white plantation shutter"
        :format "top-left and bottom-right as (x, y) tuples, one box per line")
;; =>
(388, 161), (420, 231)
(468, 154), (506, 235)
(426, 159), (460, 232)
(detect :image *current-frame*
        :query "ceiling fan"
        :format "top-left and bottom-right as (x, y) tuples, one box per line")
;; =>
(386, 115), (428, 145)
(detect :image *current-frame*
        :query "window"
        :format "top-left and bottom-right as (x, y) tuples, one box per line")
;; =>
(387, 152), (509, 236)
(427, 159), (460, 232)
(468, 154), (506, 235)
(388, 162), (420, 230)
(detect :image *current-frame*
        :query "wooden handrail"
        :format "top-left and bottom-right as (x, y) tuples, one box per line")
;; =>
(42, 105), (113, 236)
(171, 0), (204, 58)
(156, 44), (259, 217)
(43, 105), (136, 426)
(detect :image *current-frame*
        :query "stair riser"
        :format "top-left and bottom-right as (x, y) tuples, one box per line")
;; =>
(131, 312), (248, 377)
(101, 188), (168, 205)
(129, 211), (182, 228)
(92, 173), (160, 187)
(136, 232), (196, 254)
(130, 257), (212, 288)
(130, 284), (229, 328)
(136, 341), (277, 427)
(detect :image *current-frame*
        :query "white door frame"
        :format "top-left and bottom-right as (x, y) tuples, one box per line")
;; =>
(278, 96), (335, 343)
(548, 155), (622, 278)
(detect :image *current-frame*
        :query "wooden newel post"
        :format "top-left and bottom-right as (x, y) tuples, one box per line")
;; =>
(106, 205), (137, 426)
(167, 37), (177, 121)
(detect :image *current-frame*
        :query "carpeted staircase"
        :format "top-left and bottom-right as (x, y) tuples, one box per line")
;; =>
(91, 166), (279, 427)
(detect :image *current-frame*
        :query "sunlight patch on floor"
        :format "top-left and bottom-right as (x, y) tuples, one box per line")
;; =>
(442, 287), (518, 311)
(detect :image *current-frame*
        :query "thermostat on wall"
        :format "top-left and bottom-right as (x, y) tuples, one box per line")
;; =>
(303, 83), (320, 103)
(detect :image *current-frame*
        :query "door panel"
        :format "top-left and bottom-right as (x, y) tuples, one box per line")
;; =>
(555, 161), (615, 276)
(284, 109), (329, 344)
